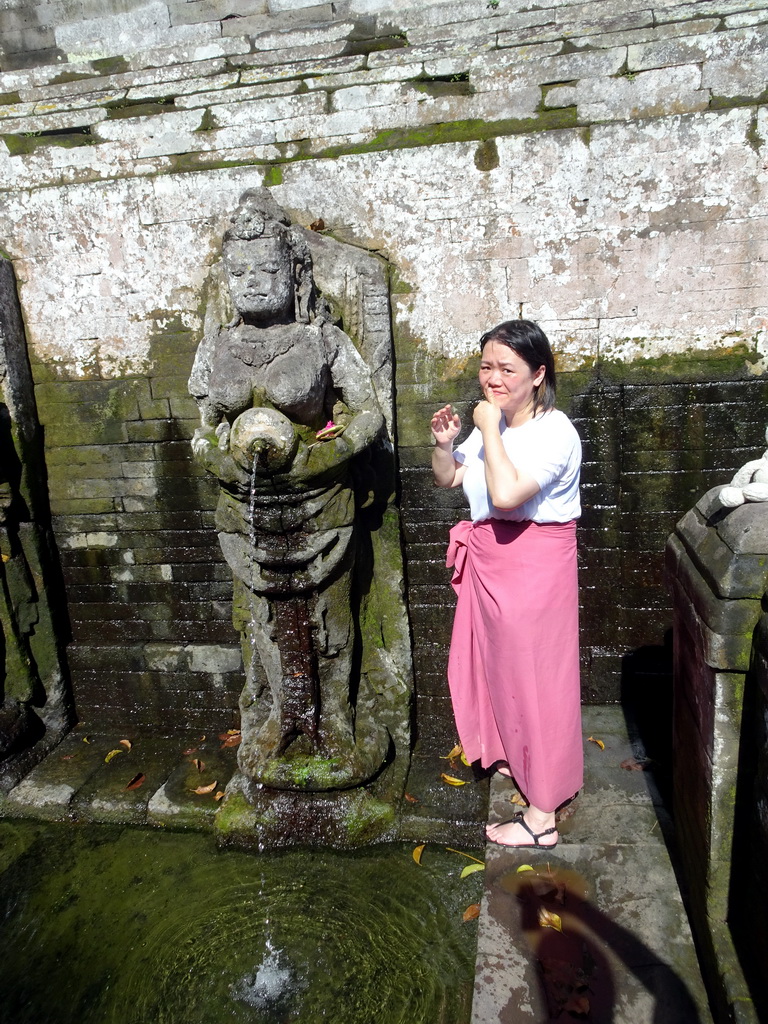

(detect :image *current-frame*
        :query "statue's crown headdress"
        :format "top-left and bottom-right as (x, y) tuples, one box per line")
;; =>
(226, 189), (290, 241)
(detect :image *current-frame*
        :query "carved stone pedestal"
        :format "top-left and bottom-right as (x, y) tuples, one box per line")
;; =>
(666, 487), (768, 1023)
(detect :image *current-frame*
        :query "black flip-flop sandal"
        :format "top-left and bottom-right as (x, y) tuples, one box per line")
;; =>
(486, 811), (558, 849)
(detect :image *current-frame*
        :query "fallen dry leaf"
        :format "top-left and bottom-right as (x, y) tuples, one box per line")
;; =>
(587, 736), (605, 750)
(220, 732), (242, 749)
(191, 758), (206, 772)
(440, 743), (463, 762)
(462, 903), (480, 922)
(440, 772), (467, 786)
(119, 739), (132, 750)
(104, 749), (122, 763)
(412, 844), (425, 865)
(192, 780), (218, 795)
(404, 792), (419, 804)
(182, 747), (197, 756)
(309, 218), (325, 232)
(125, 773), (145, 790)
(214, 790), (226, 802)
(537, 907), (563, 932)
(510, 791), (527, 807)
(460, 863), (485, 879)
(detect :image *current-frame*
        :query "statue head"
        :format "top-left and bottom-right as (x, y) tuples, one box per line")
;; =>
(223, 190), (314, 325)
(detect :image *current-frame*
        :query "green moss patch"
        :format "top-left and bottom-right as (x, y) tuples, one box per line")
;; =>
(320, 107), (579, 158)
(596, 342), (763, 385)
(2, 128), (95, 155)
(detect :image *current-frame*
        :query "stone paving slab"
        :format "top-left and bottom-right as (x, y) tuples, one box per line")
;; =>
(70, 736), (190, 825)
(1, 730), (114, 819)
(398, 747), (489, 846)
(0, 727), (240, 829)
(473, 706), (713, 1024)
(148, 733), (240, 829)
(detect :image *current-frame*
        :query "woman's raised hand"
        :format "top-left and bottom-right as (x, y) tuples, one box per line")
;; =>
(431, 404), (461, 446)
(473, 395), (503, 432)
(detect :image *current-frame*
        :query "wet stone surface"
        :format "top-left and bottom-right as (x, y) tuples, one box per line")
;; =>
(473, 705), (713, 1024)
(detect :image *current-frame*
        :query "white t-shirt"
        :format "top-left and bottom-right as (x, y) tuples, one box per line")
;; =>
(453, 409), (582, 523)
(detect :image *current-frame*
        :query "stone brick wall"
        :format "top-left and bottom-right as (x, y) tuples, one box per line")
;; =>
(0, 0), (767, 736)
(31, 320), (243, 734)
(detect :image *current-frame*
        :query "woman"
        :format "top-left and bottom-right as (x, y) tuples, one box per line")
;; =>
(431, 319), (582, 848)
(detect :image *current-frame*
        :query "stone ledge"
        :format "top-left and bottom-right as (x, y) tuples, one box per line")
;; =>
(629, 22), (768, 72)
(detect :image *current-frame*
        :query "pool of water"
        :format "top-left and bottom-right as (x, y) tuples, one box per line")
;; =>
(0, 821), (481, 1023)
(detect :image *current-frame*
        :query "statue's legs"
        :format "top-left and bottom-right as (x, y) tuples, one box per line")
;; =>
(234, 550), (389, 790)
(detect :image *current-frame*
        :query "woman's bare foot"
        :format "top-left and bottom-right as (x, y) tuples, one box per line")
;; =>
(485, 807), (558, 848)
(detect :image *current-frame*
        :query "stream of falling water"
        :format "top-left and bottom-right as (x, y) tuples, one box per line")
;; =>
(0, 820), (479, 1024)
(247, 449), (260, 702)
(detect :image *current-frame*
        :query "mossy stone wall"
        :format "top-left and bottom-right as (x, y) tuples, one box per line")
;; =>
(32, 319), (243, 734)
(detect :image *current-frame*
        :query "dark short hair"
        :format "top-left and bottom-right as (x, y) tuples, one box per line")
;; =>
(479, 319), (556, 415)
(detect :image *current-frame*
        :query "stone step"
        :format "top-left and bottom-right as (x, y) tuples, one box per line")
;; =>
(472, 705), (713, 1024)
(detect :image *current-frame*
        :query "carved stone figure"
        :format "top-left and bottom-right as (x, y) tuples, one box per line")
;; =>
(0, 257), (72, 789)
(0, 432), (41, 761)
(189, 190), (406, 801)
(718, 425), (768, 508)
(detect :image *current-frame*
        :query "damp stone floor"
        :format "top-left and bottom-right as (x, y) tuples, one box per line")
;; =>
(473, 705), (713, 1024)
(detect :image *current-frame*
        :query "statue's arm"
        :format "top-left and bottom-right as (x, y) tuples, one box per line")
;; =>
(191, 424), (250, 489)
(323, 324), (384, 454)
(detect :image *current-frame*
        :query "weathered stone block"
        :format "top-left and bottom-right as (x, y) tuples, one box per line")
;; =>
(667, 536), (762, 669)
(168, 0), (266, 26)
(577, 64), (708, 122)
(188, 644), (242, 673)
(673, 491), (768, 600)
(705, 53), (768, 99)
(54, 3), (220, 63)
(174, 77), (298, 109)
(238, 52), (364, 82)
(629, 23), (768, 72)
(91, 107), (205, 143)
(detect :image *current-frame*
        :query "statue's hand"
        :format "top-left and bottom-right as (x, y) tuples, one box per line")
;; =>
(192, 426), (250, 488)
(215, 421), (231, 452)
(191, 427), (213, 456)
(289, 435), (352, 483)
(338, 408), (383, 456)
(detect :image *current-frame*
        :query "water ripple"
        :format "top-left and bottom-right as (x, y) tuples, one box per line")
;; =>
(0, 822), (480, 1024)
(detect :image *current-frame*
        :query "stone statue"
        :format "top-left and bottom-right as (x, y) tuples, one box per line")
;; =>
(718, 425), (768, 508)
(0, 418), (41, 762)
(189, 190), (400, 797)
(0, 256), (72, 790)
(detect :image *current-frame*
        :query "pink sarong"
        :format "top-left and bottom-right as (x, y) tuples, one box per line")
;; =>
(447, 518), (583, 812)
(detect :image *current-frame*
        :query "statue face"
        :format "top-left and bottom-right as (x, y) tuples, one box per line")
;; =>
(224, 236), (293, 322)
